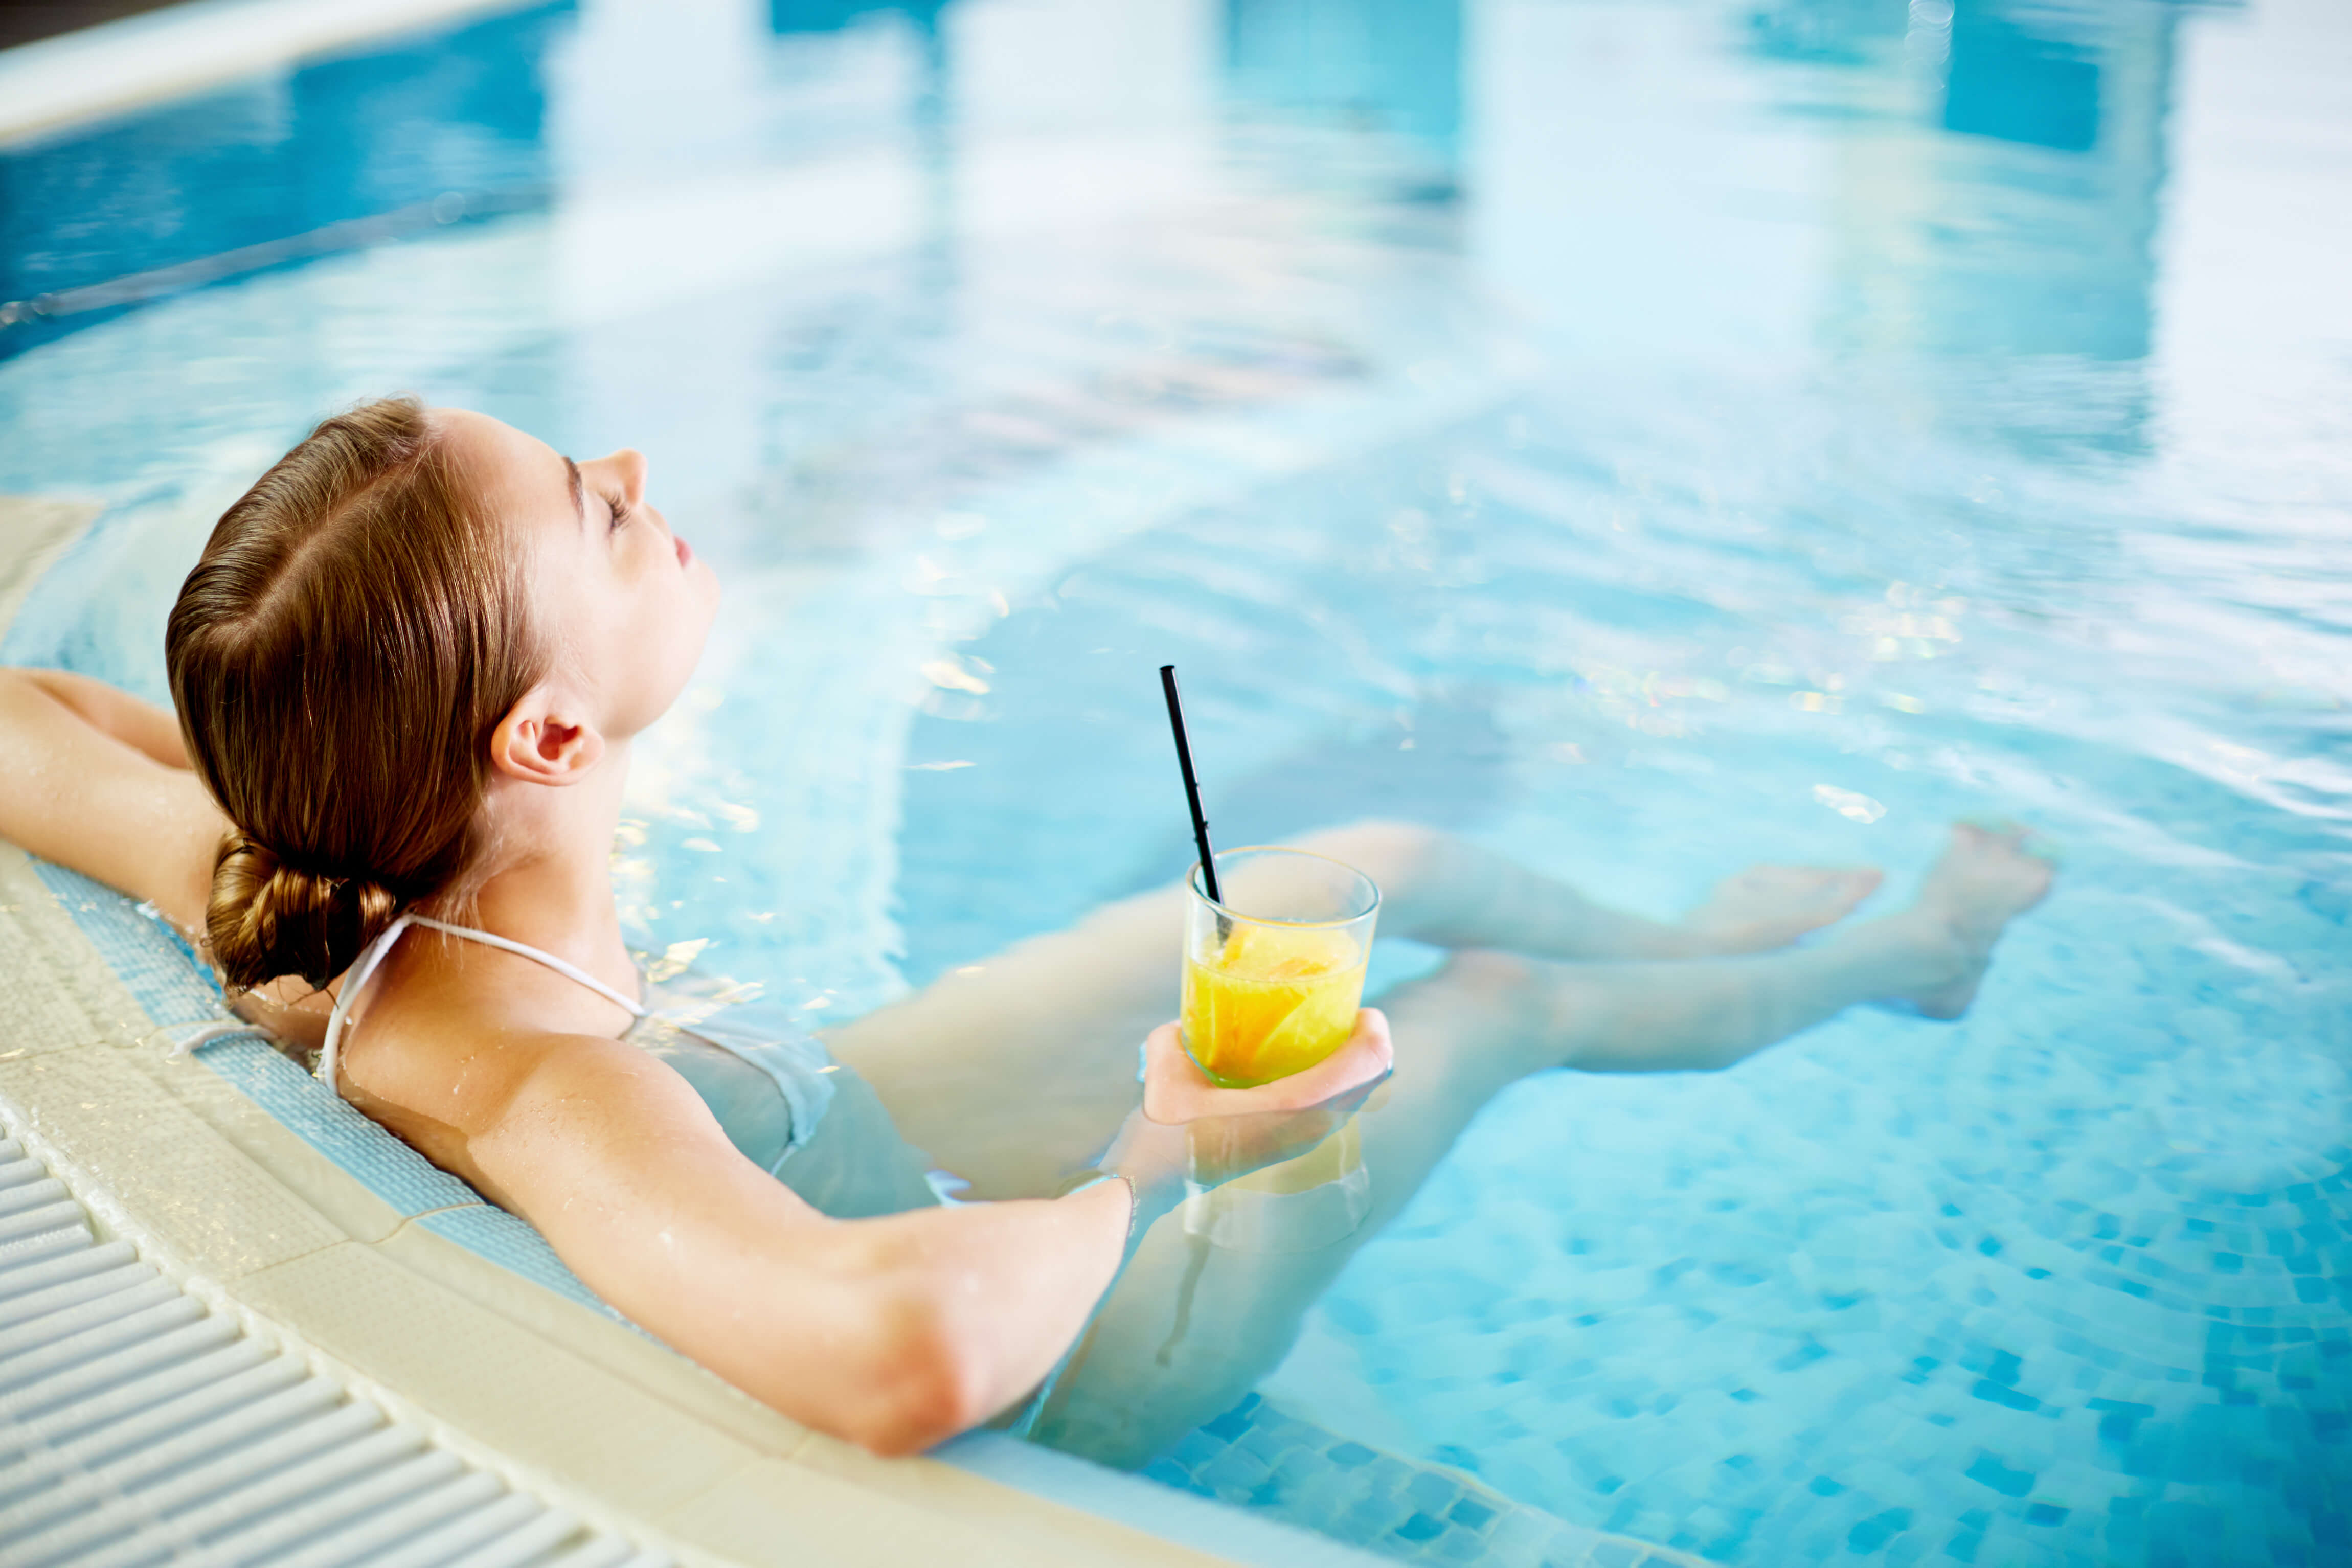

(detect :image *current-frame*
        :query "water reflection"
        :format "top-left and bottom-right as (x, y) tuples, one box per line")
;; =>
(1761, 0), (2179, 451)
(1747, 0), (1910, 65)
(1944, 0), (2108, 151)
(2, 0), (2180, 457)
(1224, 0), (1463, 194)
(770, 0), (948, 31)
(0, 2), (571, 360)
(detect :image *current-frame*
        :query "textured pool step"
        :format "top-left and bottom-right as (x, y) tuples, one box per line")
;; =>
(1144, 1391), (1713, 1568)
(0, 1137), (669, 1568)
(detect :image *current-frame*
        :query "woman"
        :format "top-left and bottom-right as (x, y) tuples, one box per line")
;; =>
(0, 398), (2051, 1463)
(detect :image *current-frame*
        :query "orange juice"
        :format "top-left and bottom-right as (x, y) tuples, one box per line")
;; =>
(1180, 921), (1367, 1087)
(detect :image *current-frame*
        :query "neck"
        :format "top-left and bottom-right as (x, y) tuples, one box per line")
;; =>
(462, 742), (634, 972)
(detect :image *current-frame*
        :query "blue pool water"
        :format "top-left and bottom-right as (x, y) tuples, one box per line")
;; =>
(3, 2), (2348, 1564)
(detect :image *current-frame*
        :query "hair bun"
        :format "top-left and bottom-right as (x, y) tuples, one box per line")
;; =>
(206, 832), (405, 992)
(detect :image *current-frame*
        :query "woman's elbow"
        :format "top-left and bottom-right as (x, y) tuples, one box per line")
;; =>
(837, 1294), (993, 1457)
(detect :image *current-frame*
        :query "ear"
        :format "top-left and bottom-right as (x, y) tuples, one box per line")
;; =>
(489, 683), (607, 786)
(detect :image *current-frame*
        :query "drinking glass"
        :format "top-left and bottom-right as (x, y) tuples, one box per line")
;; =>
(1180, 846), (1381, 1088)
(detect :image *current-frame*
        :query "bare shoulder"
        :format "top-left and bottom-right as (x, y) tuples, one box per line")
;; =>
(340, 996), (770, 1220)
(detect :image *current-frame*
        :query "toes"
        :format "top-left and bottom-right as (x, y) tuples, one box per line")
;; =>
(2015, 828), (2062, 866)
(1949, 817), (2051, 865)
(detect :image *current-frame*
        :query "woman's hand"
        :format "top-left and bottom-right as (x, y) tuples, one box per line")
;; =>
(1100, 1009), (1393, 1207)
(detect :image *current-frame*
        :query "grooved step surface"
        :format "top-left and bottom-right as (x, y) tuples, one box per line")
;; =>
(0, 1136), (668, 1568)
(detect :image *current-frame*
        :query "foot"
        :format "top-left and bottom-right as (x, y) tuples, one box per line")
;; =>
(1893, 821), (2056, 1019)
(1682, 865), (1885, 954)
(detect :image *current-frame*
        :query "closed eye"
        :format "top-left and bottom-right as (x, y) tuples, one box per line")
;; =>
(604, 492), (634, 533)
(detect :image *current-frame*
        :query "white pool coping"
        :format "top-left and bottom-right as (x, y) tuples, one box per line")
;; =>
(0, 0), (533, 147)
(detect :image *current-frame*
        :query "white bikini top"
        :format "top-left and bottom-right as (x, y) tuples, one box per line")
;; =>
(302, 910), (946, 1217)
(318, 914), (645, 1091)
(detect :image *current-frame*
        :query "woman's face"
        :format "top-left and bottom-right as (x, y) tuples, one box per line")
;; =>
(436, 408), (720, 744)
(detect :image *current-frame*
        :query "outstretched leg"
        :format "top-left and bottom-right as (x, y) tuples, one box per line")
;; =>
(827, 821), (1881, 1197)
(1029, 824), (2051, 1464)
(1361, 825), (1882, 962)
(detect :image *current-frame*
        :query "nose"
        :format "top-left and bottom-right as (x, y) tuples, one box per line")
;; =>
(606, 447), (648, 506)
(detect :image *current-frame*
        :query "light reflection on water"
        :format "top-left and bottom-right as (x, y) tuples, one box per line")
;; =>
(2, 0), (2348, 1562)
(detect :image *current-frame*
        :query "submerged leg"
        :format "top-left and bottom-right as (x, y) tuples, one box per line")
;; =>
(827, 820), (1885, 1197)
(1030, 824), (2051, 1463)
(1316, 821), (1883, 962)
(1026, 949), (1551, 1464)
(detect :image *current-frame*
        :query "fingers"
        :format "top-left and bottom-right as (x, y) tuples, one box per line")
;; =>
(1139, 1024), (1217, 1123)
(1181, 1103), (1345, 1186)
(1142, 1021), (1185, 1079)
(1273, 1008), (1392, 1107)
(1140, 1010), (1393, 1124)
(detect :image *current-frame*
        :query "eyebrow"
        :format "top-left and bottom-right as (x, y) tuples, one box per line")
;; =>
(562, 456), (585, 528)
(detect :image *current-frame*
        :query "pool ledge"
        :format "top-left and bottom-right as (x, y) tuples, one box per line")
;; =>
(0, 0), (533, 148)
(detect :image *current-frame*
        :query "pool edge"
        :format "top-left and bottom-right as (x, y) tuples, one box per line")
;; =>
(0, 0), (538, 148)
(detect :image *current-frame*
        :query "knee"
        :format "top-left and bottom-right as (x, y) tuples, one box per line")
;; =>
(1431, 950), (1550, 1036)
(1294, 819), (1442, 892)
(1391, 949), (1560, 1074)
(1442, 948), (1536, 998)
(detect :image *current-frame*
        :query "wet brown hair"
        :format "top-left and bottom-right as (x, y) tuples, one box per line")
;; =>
(165, 397), (547, 992)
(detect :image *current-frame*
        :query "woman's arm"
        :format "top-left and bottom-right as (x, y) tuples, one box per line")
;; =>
(15, 668), (191, 766)
(465, 1015), (1394, 1455)
(0, 667), (222, 933)
(466, 1033), (1130, 1453)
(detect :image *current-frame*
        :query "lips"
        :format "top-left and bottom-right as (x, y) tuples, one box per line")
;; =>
(674, 533), (692, 566)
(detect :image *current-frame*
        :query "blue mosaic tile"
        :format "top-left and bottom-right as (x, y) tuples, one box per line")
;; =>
(1448, 1496), (1498, 1532)
(195, 1035), (484, 1218)
(417, 1205), (622, 1320)
(34, 861), (222, 1025)
(1404, 1468), (1460, 1512)
(1394, 1513), (1447, 1543)
(1254, 920), (2352, 1568)
(1140, 1394), (1711, 1567)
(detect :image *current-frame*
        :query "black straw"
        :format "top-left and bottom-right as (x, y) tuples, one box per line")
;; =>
(1159, 664), (1223, 906)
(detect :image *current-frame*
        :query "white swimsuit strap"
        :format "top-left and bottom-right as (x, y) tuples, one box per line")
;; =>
(315, 914), (647, 1092)
(318, 915), (414, 1091)
(406, 916), (649, 1018)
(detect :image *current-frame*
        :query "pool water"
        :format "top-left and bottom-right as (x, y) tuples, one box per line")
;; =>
(4, 1), (2348, 1564)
